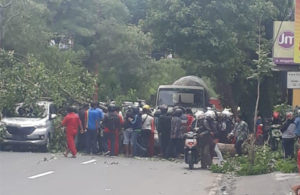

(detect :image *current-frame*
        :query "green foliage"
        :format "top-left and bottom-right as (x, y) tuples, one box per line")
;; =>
(114, 89), (138, 106)
(143, 0), (289, 115)
(122, 0), (148, 24)
(273, 103), (293, 117)
(237, 146), (275, 175)
(211, 160), (237, 174)
(0, 0), (294, 128)
(275, 158), (298, 173)
(1, 0), (50, 54)
(0, 123), (6, 143)
(250, 46), (274, 80)
(210, 145), (298, 176)
(0, 49), (95, 111)
(49, 116), (66, 153)
(142, 58), (186, 101)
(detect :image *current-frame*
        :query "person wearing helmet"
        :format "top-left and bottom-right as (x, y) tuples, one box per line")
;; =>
(272, 111), (281, 124)
(205, 110), (223, 166)
(219, 110), (233, 143)
(186, 108), (195, 131)
(157, 105), (172, 158)
(229, 114), (249, 156)
(102, 104), (122, 156)
(281, 112), (296, 158)
(128, 106), (142, 156)
(141, 105), (155, 157)
(167, 108), (184, 158)
(192, 110), (215, 168)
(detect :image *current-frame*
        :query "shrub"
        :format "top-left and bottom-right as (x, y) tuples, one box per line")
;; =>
(49, 116), (67, 153)
(0, 124), (6, 143)
(275, 158), (298, 173)
(210, 145), (298, 175)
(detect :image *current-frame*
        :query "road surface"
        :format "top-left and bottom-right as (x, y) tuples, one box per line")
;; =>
(0, 151), (219, 195)
(1, 151), (299, 195)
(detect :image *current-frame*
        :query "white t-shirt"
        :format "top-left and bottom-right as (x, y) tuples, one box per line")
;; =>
(142, 114), (153, 130)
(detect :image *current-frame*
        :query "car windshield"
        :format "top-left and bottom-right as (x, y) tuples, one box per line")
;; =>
(3, 103), (47, 118)
(157, 88), (204, 108)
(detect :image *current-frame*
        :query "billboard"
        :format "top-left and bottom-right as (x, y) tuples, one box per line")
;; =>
(294, 0), (300, 63)
(273, 21), (295, 64)
(287, 72), (300, 89)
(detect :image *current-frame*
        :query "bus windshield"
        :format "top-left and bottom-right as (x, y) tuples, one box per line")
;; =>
(157, 88), (204, 108)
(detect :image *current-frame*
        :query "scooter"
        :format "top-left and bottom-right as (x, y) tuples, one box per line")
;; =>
(269, 124), (282, 151)
(184, 131), (199, 169)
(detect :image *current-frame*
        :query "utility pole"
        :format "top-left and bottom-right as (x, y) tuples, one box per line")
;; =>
(93, 63), (99, 102)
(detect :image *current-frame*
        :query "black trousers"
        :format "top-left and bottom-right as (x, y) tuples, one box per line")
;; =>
(160, 131), (170, 158)
(167, 138), (183, 158)
(86, 130), (98, 154)
(76, 132), (86, 151)
(282, 138), (295, 158)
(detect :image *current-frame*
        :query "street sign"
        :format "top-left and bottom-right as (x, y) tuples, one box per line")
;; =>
(287, 72), (300, 88)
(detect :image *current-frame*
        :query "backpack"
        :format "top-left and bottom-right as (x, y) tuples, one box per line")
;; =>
(104, 112), (120, 131)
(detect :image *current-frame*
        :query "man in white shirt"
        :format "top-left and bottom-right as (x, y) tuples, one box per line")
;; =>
(141, 105), (155, 157)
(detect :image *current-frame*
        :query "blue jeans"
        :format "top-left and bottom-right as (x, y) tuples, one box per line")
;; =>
(103, 131), (116, 155)
(132, 130), (141, 156)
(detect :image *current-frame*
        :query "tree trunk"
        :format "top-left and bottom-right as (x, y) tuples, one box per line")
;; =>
(253, 79), (260, 135)
(249, 79), (260, 165)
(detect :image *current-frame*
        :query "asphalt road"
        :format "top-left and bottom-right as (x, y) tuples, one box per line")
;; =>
(0, 151), (219, 195)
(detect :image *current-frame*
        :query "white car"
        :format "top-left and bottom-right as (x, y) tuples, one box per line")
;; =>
(0, 101), (57, 151)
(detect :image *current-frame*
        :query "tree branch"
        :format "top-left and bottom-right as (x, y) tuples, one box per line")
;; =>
(4, 11), (20, 24)
(0, 0), (12, 8)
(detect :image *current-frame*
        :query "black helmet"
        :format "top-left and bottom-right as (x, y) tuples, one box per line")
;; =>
(132, 106), (140, 115)
(173, 108), (183, 117)
(108, 104), (116, 112)
(154, 110), (161, 117)
(67, 106), (77, 113)
(159, 104), (168, 114)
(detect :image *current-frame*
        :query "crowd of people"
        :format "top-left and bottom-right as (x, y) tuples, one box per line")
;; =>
(60, 102), (300, 173)
(60, 102), (244, 161)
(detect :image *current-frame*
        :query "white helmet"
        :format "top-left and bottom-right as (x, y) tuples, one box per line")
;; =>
(222, 109), (233, 117)
(195, 110), (205, 120)
(205, 110), (215, 119)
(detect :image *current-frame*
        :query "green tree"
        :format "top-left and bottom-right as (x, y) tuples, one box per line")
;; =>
(0, 0), (49, 54)
(142, 0), (289, 115)
(0, 49), (95, 111)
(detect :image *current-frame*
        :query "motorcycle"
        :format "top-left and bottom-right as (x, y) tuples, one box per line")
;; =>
(269, 124), (282, 151)
(184, 131), (199, 169)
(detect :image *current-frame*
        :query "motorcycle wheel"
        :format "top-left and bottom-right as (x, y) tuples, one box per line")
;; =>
(187, 154), (194, 170)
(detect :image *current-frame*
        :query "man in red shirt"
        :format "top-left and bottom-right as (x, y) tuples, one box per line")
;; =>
(62, 106), (83, 158)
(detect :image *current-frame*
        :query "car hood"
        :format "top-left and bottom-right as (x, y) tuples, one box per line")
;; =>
(1, 117), (48, 127)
